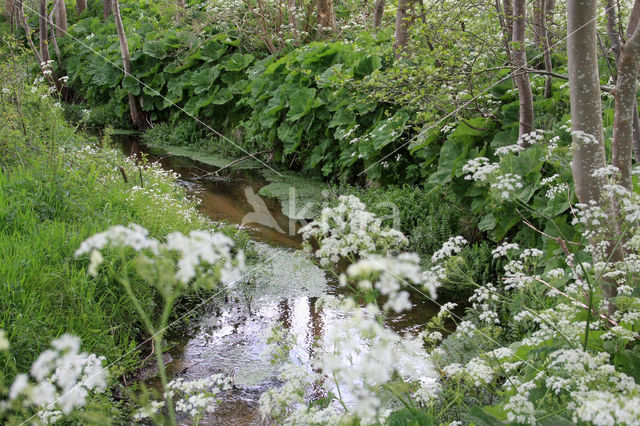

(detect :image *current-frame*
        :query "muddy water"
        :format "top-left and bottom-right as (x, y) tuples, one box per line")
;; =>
(124, 141), (441, 425)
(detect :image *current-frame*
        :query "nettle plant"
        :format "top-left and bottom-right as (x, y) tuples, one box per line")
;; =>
(74, 224), (246, 424)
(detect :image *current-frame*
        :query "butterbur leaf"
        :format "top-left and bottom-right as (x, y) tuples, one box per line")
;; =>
(223, 53), (255, 71)
(191, 67), (220, 95)
(200, 40), (228, 62)
(278, 123), (304, 154)
(122, 75), (141, 96)
(286, 88), (317, 121)
(354, 55), (382, 79)
(370, 109), (409, 150)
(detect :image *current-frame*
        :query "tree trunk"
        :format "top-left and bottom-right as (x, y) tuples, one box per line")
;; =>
(627, 0), (640, 163)
(605, 0), (621, 75)
(495, 0), (513, 66)
(76, 0), (87, 14)
(38, 0), (50, 64)
(317, 0), (335, 28)
(394, 0), (410, 58)
(613, 9), (640, 190)
(113, 0), (146, 130)
(50, 0), (63, 65)
(542, 0), (554, 97)
(103, 0), (112, 20)
(503, 0), (513, 42)
(567, 0), (607, 204)
(54, 0), (67, 38)
(512, 0), (534, 139)
(545, 0), (555, 45)
(533, 0), (544, 47)
(372, 0), (385, 29)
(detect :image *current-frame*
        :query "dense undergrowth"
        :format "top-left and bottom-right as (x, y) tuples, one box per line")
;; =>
(4, 0), (640, 424)
(51, 0), (604, 252)
(0, 41), (248, 420)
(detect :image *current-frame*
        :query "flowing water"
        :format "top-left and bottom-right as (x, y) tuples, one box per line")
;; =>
(122, 140), (443, 425)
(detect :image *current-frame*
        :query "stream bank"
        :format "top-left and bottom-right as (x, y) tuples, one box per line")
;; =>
(121, 138), (444, 425)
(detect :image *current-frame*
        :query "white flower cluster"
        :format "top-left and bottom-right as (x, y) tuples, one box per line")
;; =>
(462, 157), (499, 182)
(431, 235), (468, 262)
(518, 130), (544, 146)
(343, 253), (425, 312)
(299, 195), (408, 266)
(502, 348), (640, 426)
(469, 282), (500, 324)
(136, 374), (232, 421)
(495, 144), (524, 156)
(75, 224), (245, 287)
(8, 334), (108, 420)
(169, 374), (232, 418)
(261, 297), (440, 424)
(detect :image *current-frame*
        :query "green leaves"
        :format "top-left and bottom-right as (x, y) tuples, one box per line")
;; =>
(286, 88), (318, 121)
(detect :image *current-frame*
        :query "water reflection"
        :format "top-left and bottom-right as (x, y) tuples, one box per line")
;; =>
(118, 139), (445, 425)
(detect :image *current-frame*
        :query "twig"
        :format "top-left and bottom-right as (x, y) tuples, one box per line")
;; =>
(119, 166), (128, 183)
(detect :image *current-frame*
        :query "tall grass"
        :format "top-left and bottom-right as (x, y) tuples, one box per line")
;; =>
(0, 40), (247, 395)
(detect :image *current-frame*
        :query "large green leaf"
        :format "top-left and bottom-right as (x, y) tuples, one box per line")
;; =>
(354, 55), (382, 78)
(122, 75), (141, 96)
(286, 88), (317, 121)
(278, 123), (304, 154)
(370, 110), (410, 150)
(223, 53), (255, 71)
(191, 67), (220, 95)
(200, 40), (228, 62)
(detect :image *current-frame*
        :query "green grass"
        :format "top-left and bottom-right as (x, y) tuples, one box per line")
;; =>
(0, 112), (248, 389)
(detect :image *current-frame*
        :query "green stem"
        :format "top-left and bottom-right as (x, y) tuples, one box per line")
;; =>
(154, 297), (177, 425)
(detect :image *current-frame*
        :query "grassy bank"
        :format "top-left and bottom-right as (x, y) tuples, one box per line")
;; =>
(0, 43), (248, 418)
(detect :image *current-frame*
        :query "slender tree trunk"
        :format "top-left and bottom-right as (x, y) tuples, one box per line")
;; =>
(17, 1), (42, 63)
(50, 0), (63, 65)
(629, 0), (640, 37)
(373, 0), (385, 29)
(567, 0), (607, 204)
(512, 0), (534, 139)
(542, 0), (554, 97)
(38, 0), (50, 64)
(534, 0), (544, 47)
(113, 0), (146, 129)
(627, 0), (640, 163)
(54, 0), (67, 38)
(317, 0), (335, 28)
(613, 11), (640, 190)
(394, 0), (410, 58)
(76, 0), (86, 14)
(545, 0), (555, 45)
(605, 0), (621, 75)
(503, 0), (513, 41)
(103, 0), (112, 20)
(495, 0), (513, 65)
(568, 0), (622, 309)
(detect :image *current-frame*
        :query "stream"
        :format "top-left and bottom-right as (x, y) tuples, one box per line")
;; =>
(122, 140), (442, 425)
